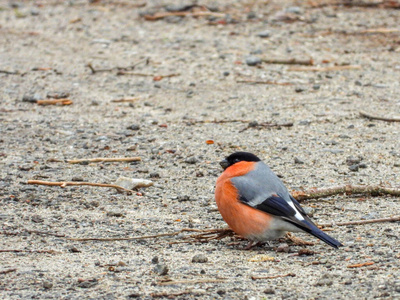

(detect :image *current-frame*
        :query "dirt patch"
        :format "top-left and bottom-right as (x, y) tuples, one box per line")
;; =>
(1, 0), (400, 298)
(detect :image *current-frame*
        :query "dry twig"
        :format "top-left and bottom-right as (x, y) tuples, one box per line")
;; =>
(239, 122), (293, 133)
(292, 185), (400, 201)
(251, 273), (296, 280)
(347, 261), (374, 268)
(158, 278), (226, 286)
(67, 157), (141, 164)
(0, 268), (17, 275)
(0, 249), (58, 254)
(0, 70), (20, 75)
(236, 79), (293, 85)
(308, 0), (400, 8)
(1, 229), (65, 237)
(151, 290), (205, 298)
(262, 58), (313, 65)
(36, 99), (73, 105)
(359, 110), (400, 122)
(143, 11), (225, 21)
(87, 58), (149, 74)
(27, 180), (135, 194)
(111, 98), (140, 103)
(318, 216), (400, 228)
(289, 65), (361, 72)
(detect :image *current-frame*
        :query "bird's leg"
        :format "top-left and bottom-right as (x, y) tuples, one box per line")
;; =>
(245, 241), (255, 250)
(244, 241), (265, 250)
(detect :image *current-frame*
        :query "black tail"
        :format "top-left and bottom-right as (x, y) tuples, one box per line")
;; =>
(305, 221), (343, 249)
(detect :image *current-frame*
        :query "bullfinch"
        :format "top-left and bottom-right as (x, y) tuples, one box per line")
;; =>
(215, 152), (343, 249)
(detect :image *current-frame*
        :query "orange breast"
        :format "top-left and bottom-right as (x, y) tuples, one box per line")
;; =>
(215, 164), (272, 238)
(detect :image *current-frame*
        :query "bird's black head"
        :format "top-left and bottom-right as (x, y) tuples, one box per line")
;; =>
(220, 152), (261, 170)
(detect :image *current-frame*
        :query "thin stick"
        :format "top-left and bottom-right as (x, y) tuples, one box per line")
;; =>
(289, 65), (361, 72)
(0, 70), (20, 75)
(1, 229), (65, 237)
(359, 28), (400, 34)
(27, 180), (135, 193)
(291, 185), (400, 201)
(111, 98), (140, 103)
(151, 290), (205, 298)
(251, 273), (296, 280)
(116, 71), (180, 79)
(0, 249), (58, 254)
(347, 261), (374, 268)
(144, 11), (225, 21)
(359, 111), (400, 122)
(67, 157), (141, 164)
(36, 99), (73, 105)
(158, 279), (226, 286)
(68, 232), (182, 241)
(236, 80), (293, 86)
(67, 228), (203, 241)
(87, 58), (149, 74)
(318, 216), (400, 228)
(0, 268), (17, 275)
(261, 58), (313, 65)
(239, 122), (293, 133)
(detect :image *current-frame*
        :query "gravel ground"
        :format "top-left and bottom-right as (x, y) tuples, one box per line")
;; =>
(1, 0), (400, 299)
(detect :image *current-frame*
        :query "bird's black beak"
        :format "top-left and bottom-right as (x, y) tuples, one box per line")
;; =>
(219, 159), (229, 170)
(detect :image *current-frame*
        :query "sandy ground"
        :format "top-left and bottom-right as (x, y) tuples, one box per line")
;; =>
(1, 0), (400, 299)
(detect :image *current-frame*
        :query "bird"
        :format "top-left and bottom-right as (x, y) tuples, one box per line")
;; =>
(215, 152), (343, 249)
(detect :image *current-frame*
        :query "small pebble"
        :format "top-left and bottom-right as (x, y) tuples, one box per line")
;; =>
(222, 71), (230, 76)
(313, 84), (320, 90)
(264, 288), (275, 295)
(346, 156), (363, 165)
(245, 56), (262, 66)
(154, 264), (169, 275)
(192, 254), (208, 263)
(151, 256), (159, 264)
(42, 281), (53, 289)
(31, 215), (44, 223)
(77, 279), (98, 288)
(178, 195), (191, 202)
(257, 30), (271, 38)
(185, 156), (199, 164)
(106, 211), (125, 217)
(286, 6), (303, 14)
(276, 243), (289, 253)
(294, 157), (304, 164)
(349, 164), (359, 172)
(47, 91), (70, 99)
(295, 86), (306, 93)
(71, 176), (84, 182)
(315, 279), (333, 286)
(22, 93), (42, 103)
(149, 172), (160, 178)
(217, 289), (226, 295)
(69, 246), (81, 253)
(302, 206), (314, 216)
(127, 124), (140, 130)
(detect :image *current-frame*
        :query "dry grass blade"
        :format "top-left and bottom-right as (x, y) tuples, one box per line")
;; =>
(27, 180), (135, 194)
(251, 273), (296, 280)
(289, 65), (361, 72)
(359, 111), (400, 122)
(292, 185), (400, 201)
(0, 268), (17, 275)
(67, 157), (141, 164)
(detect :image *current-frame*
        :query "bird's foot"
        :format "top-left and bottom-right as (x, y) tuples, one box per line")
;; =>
(244, 241), (265, 250)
